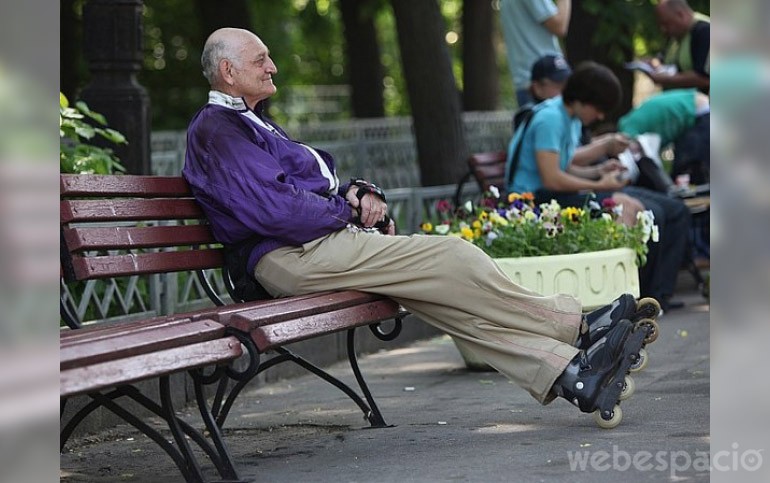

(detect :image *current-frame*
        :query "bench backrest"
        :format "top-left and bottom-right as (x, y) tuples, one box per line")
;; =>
(468, 151), (507, 194)
(60, 174), (221, 282)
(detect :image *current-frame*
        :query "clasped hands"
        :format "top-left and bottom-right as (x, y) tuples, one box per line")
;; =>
(345, 185), (395, 235)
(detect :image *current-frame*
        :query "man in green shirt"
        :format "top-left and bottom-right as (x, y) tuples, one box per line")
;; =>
(619, 88), (710, 184)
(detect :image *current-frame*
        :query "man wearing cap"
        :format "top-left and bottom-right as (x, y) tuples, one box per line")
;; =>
(513, 54), (572, 130)
(500, 0), (572, 108)
(530, 54), (573, 104)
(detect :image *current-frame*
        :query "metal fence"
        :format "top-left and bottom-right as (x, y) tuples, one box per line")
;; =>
(152, 110), (513, 189)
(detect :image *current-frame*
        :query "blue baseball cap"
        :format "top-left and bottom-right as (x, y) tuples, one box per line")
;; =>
(531, 54), (572, 82)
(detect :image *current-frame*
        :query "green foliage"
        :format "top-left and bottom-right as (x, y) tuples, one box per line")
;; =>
(140, 0), (209, 129)
(420, 191), (657, 267)
(59, 93), (127, 174)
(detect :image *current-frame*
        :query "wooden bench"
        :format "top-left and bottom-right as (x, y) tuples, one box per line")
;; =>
(453, 151), (507, 206)
(60, 174), (405, 483)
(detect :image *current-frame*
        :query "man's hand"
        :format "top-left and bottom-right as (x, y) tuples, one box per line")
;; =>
(604, 133), (631, 157)
(598, 159), (626, 175)
(346, 185), (388, 228)
(597, 170), (628, 191)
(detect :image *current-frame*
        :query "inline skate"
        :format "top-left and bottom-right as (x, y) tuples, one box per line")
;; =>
(554, 319), (650, 428)
(579, 294), (661, 372)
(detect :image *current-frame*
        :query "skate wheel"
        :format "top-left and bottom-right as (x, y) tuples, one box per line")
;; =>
(593, 405), (623, 429)
(619, 375), (635, 400)
(636, 297), (661, 320)
(635, 318), (659, 344)
(629, 348), (649, 373)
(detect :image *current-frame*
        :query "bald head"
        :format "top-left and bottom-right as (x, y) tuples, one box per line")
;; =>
(655, 0), (694, 38)
(201, 28), (261, 87)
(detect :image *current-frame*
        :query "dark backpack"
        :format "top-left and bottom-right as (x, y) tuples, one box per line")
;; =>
(506, 106), (536, 190)
(223, 235), (273, 302)
(512, 104), (534, 132)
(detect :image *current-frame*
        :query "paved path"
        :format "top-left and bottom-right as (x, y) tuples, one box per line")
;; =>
(61, 289), (710, 482)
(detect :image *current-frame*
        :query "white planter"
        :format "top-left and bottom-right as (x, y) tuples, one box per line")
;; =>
(455, 247), (640, 371)
(493, 247), (640, 310)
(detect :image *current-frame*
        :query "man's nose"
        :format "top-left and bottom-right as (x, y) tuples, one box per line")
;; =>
(267, 58), (278, 74)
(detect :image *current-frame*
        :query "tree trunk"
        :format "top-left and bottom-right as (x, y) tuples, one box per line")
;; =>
(390, 0), (469, 186)
(60, 0), (81, 101)
(566, 4), (634, 120)
(462, 0), (498, 111)
(339, 0), (385, 118)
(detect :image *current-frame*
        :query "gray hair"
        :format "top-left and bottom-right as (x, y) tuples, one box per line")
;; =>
(201, 35), (244, 86)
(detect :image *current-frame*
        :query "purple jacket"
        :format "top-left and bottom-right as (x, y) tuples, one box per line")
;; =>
(183, 92), (354, 274)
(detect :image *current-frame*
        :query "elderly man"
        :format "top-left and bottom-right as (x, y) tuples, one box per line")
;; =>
(651, 0), (710, 94)
(183, 28), (654, 427)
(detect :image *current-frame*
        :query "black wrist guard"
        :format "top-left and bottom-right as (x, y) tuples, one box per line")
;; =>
(349, 177), (386, 203)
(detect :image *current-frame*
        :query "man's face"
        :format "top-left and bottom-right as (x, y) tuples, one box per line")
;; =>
(575, 102), (605, 126)
(655, 5), (689, 39)
(230, 36), (278, 107)
(531, 78), (567, 102)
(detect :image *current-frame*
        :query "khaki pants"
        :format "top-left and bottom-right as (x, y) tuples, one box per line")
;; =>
(255, 230), (582, 404)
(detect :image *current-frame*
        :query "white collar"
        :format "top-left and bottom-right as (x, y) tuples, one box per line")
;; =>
(208, 90), (248, 111)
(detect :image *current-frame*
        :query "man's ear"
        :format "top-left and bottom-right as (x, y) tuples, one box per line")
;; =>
(219, 59), (235, 85)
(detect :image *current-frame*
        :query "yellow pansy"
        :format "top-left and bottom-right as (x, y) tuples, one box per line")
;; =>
(489, 212), (509, 226)
(561, 206), (583, 222)
(461, 226), (474, 240)
(421, 222), (433, 232)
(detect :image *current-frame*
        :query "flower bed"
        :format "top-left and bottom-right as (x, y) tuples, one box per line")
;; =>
(420, 188), (658, 268)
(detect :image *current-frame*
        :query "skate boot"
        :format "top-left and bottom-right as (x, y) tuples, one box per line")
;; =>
(578, 294), (661, 372)
(577, 294), (637, 349)
(553, 320), (649, 429)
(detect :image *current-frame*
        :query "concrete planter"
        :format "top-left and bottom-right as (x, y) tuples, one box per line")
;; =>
(455, 247), (640, 371)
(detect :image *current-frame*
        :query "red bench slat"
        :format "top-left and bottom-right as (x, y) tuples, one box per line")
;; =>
(61, 174), (192, 197)
(63, 225), (216, 251)
(61, 199), (204, 224)
(225, 291), (390, 332)
(61, 317), (195, 344)
(61, 319), (227, 370)
(252, 298), (401, 350)
(60, 336), (243, 397)
(199, 292), (339, 324)
(69, 249), (224, 279)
